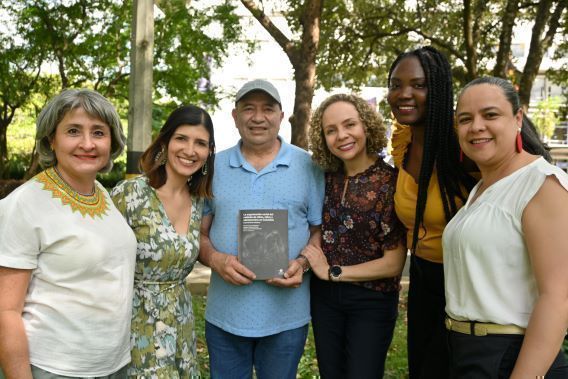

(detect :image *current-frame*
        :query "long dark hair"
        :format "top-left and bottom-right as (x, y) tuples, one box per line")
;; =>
(139, 105), (216, 198)
(388, 46), (476, 252)
(458, 76), (551, 161)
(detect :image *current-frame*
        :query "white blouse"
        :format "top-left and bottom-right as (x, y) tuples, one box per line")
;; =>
(0, 169), (137, 376)
(443, 157), (568, 328)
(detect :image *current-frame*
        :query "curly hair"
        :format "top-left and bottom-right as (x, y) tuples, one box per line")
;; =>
(388, 46), (476, 252)
(309, 93), (388, 172)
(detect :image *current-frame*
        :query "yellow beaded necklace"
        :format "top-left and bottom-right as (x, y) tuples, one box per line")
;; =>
(35, 167), (109, 219)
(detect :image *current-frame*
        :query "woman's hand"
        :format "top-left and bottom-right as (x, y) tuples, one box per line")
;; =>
(301, 244), (329, 281)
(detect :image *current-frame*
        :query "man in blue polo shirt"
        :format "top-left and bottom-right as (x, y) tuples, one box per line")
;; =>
(199, 79), (324, 378)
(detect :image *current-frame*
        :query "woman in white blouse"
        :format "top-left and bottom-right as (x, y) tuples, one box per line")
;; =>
(443, 76), (568, 378)
(0, 89), (136, 379)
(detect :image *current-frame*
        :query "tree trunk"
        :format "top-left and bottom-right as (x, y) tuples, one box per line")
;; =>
(0, 121), (8, 178)
(0, 106), (16, 178)
(241, 0), (322, 149)
(289, 64), (316, 149)
(518, 0), (565, 107)
(127, 0), (154, 176)
(24, 149), (41, 180)
(289, 0), (322, 149)
(462, 0), (477, 81)
(493, 0), (519, 78)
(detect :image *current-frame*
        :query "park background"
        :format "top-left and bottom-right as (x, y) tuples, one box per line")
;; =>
(0, 0), (567, 378)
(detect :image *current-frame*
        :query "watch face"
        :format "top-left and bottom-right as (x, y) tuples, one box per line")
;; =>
(330, 265), (342, 277)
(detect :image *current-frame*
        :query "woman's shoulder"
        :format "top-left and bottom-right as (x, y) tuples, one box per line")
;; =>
(0, 178), (39, 205)
(369, 158), (398, 182)
(533, 157), (568, 190)
(111, 175), (149, 196)
(389, 121), (412, 169)
(0, 172), (55, 218)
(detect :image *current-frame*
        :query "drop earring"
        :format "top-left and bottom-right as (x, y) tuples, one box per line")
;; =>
(154, 146), (166, 165)
(515, 128), (522, 153)
(459, 149), (464, 163)
(201, 162), (208, 175)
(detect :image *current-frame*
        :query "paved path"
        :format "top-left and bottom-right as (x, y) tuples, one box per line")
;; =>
(187, 256), (410, 296)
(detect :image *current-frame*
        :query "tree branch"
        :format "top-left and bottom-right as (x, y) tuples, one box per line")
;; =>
(240, 0), (295, 56)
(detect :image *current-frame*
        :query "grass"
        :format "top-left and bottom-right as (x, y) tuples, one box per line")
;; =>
(192, 290), (410, 379)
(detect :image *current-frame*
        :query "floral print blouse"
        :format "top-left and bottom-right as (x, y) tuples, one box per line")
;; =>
(322, 158), (406, 292)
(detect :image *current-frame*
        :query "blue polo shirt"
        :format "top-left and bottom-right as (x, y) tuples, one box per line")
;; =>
(204, 138), (324, 337)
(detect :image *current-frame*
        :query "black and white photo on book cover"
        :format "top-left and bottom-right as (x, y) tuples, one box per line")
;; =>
(238, 209), (289, 280)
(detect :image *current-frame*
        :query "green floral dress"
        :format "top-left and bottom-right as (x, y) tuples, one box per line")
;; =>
(111, 176), (202, 379)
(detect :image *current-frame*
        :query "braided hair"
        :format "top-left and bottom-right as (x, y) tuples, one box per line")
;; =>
(388, 46), (477, 253)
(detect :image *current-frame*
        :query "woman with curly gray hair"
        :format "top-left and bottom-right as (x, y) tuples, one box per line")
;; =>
(0, 89), (136, 379)
(302, 93), (406, 378)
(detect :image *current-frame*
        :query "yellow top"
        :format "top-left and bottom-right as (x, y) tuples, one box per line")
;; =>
(391, 123), (463, 263)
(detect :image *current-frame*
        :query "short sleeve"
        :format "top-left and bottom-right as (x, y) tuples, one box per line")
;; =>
(307, 161), (325, 226)
(0, 188), (41, 269)
(203, 198), (213, 216)
(110, 180), (129, 220)
(378, 171), (406, 251)
(390, 121), (412, 169)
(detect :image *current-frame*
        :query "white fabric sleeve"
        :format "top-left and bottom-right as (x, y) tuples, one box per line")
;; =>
(0, 188), (41, 269)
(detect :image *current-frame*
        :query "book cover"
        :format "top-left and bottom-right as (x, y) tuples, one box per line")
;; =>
(238, 209), (289, 280)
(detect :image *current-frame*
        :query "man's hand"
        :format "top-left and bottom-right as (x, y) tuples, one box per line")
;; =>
(266, 259), (304, 288)
(300, 244), (329, 281)
(211, 251), (255, 286)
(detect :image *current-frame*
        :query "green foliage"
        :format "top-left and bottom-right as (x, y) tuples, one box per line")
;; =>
(307, 0), (566, 92)
(192, 295), (210, 376)
(154, 1), (242, 107)
(314, 0), (504, 91)
(0, 10), (44, 176)
(97, 159), (126, 189)
(547, 12), (568, 89)
(0, 0), (243, 178)
(151, 102), (179, 137)
(3, 110), (35, 179)
(3, 155), (29, 179)
(532, 96), (563, 140)
(6, 112), (35, 156)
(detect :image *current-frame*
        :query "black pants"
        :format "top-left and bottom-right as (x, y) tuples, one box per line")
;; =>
(407, 255), (449, 378)
(310, 278), (399, 379)
(448, 331), (568, 378)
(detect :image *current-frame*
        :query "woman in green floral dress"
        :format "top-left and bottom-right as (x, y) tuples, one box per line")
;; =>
(111, 105), (215, 378)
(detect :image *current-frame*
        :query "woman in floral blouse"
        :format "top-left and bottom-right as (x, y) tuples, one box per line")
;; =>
(303, 94), (406, 378)
(111, 105), (215, 378)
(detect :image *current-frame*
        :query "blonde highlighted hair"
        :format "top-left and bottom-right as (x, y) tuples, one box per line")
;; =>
(308, 93), (387, 172)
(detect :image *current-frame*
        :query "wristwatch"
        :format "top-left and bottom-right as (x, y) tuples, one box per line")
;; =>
(329, 265), (342, 282)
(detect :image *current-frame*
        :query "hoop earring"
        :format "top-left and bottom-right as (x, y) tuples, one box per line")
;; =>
(201, 162), (208, 175)
(516, 128), (522, 153)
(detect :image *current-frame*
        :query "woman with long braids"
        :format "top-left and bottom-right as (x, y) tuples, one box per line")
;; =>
(386, 46), (477, 378)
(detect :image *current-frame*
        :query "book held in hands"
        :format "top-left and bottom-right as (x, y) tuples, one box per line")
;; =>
(238, 209), (289, 280)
